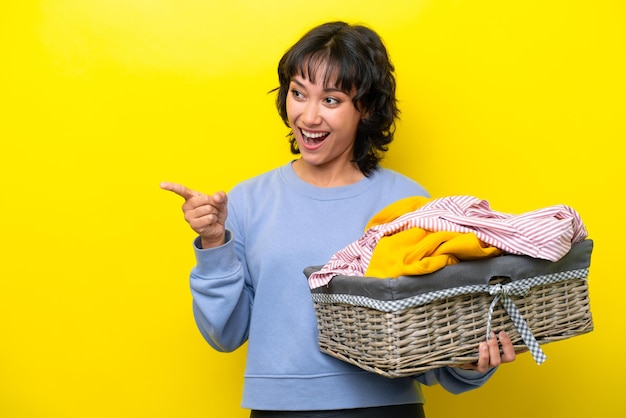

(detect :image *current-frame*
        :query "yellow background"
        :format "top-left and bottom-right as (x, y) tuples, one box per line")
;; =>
(1, 1), (624, 417)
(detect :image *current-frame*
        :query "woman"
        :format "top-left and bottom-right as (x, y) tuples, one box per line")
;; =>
(161, 21), (517, 418)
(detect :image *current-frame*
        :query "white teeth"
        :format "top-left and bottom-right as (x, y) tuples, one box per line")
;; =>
(301, 129), (328, 139)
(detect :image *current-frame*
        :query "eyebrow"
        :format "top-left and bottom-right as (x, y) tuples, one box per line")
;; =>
(290, 78), (348, 95)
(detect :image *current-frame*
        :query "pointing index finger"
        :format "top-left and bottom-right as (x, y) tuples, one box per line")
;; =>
(160, 181), (200, 200)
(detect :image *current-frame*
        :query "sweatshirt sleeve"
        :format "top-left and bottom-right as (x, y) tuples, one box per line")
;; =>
(415, 367), (497, 394)
(189, 230), (254, 352)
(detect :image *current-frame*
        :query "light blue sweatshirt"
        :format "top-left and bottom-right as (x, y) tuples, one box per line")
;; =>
(190, 162), (495, 411)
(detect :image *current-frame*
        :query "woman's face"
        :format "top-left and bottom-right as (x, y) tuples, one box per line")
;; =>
(286, 68), (362, 171)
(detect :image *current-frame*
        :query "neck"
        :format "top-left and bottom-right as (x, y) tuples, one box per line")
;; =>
(291, 159), (365, 188)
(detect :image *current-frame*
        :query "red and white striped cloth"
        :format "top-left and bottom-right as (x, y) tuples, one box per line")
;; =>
(308, 195), (588, 289)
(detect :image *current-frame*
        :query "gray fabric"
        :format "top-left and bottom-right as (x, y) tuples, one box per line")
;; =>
(305, 239), (593, 301)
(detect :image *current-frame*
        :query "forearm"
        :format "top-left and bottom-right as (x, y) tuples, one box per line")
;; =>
(190, 231), (253, 352)
(415, 366), (497, 394)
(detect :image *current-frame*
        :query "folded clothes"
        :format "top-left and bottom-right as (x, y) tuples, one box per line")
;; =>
(308, 195), (588, 289)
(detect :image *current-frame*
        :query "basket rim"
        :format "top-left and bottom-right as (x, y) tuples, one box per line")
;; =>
(311, 268), (589, 312)
(307, 240), (593, 300)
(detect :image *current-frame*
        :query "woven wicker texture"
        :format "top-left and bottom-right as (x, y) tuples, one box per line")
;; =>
(314, 277), (593, 378)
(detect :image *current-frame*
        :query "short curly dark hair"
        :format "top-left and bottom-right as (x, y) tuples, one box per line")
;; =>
(274, 21), (399, 176)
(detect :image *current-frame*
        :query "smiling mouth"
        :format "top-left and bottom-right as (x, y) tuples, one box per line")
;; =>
(300, 128), (329, 145)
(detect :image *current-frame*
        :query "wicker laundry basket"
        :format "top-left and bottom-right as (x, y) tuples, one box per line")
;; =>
(305, 240), (594, 378)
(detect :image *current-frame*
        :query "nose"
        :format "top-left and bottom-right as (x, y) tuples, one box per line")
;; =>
(302, 101), (322, 126)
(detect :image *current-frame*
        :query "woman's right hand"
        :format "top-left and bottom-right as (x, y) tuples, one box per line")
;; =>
(160, 182), (228, 249)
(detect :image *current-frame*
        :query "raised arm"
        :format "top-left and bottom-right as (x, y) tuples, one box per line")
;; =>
(161, 181), (252, 351)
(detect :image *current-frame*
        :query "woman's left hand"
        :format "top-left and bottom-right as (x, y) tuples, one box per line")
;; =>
(457, 331), (521, 373)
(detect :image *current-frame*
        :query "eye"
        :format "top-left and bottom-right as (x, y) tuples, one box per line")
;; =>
(290, 89), (305, 100)
(323, 97), (340, 106)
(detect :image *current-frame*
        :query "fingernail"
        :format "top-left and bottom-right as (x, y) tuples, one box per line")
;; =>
(480, 343), (488, 351)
